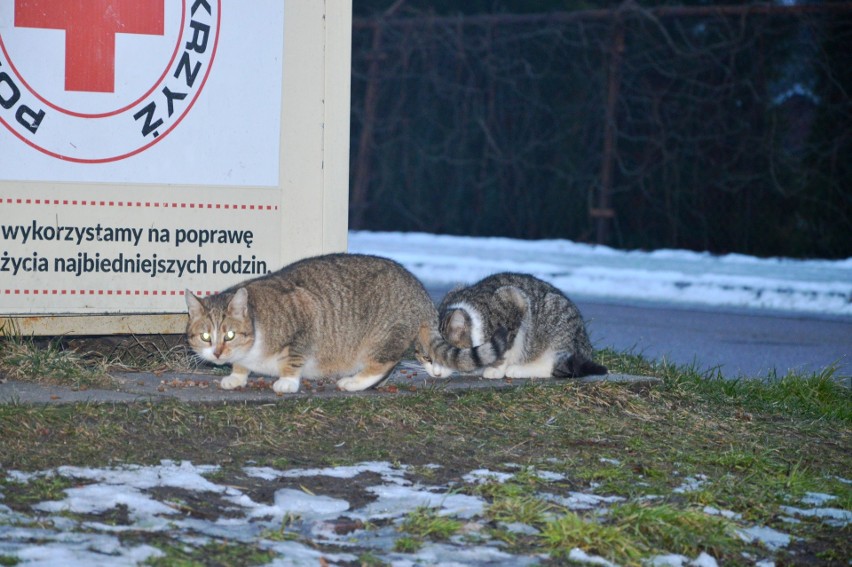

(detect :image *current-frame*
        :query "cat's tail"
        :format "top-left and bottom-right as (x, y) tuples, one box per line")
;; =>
(416, 324), (512, 375)
(552, 353), (608, 378)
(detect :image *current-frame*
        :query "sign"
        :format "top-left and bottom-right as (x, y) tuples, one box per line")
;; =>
(0, 1), (352, 334)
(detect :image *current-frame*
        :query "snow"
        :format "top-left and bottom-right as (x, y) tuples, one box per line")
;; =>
(779, 505), (852, 528)
(703, 506), (743, 521)
(648, 553), (719, 567)
(1, 460), (845, 565)
(737, 525), (792, 551)
(800, 492), (836, 506)
(673, 474), (709, 494)
(355, 484), (486, 520)
(246, 461), (407, 483)
(272, 489), (350, 520)
(462, 469), (515, 484)
(568, 547), (620, 566)
(541, 491), (625, 511)
(349, 231), (852, 316)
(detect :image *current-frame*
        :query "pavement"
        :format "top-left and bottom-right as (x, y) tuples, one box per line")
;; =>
(0, 361), (659, 404)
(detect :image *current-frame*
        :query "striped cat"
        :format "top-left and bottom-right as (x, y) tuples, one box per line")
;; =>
(185, 253), (509, 393)
(438, 273), (607, 379)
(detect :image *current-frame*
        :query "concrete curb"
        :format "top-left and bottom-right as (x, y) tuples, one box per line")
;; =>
(0, 361), (662, 405)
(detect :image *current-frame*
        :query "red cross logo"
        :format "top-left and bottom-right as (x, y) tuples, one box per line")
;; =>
(14, 0), (165, 93)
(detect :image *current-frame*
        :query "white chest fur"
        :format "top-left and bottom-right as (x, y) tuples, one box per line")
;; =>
(233, 329), (280, 377)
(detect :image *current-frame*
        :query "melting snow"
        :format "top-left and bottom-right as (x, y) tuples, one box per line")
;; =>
(355, 484), (485, 520)
(737, 526), (792, 551)
(673, 474), (708, 494)
(273, 489), (350, 520)
(703, 506), (743, 521)
(800, 492), (836, 506)
(462, 469), (515, 484)
(648, 553), (719, 567)
(541, 491), (625, 511)
(779, 505), (852, 528)
(349, 231), (852, 316)
(568, 547), (620, 566)
(1, 460), (843, 565)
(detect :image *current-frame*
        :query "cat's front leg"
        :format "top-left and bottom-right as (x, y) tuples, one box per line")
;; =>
(422, 360), (454, 378)
(483, 362), (508, 379)
(220, 364), (250, 390)
(272, 352), (304, 393)
(272, 376), (301, 393)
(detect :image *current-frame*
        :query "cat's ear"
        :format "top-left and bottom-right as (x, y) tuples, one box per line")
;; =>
(185, 289), (205, 318)
(448, 309), (467, 332)
(495, 285), (527, 310)
(227, 287), (249, 318)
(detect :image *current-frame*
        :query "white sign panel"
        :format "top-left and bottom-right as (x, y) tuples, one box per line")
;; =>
(0, 1), (352, 332)
(0, 0), (284, 186)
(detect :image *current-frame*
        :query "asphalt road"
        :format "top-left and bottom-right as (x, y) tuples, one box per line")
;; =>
(425, 284), (852, 381)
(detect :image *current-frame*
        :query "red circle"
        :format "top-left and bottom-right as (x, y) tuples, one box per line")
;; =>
(0, 2), (186, 119)
(0, 0), (221, 163)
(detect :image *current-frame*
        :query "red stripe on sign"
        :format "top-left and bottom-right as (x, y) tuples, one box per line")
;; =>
(3, 290), (217, 295)
(0, 198), (279, 210)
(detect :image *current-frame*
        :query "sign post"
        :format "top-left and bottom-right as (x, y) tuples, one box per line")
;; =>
(0, 1), (352, 335)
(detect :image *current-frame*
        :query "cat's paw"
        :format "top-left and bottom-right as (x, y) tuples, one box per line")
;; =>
(482, 366), (506, 379)
(272, 376), (301, 394)
(423, 361), (454, 378)
(220, 374), (248, 390)
(336, 376), (370, 391)
(504, 365), (529, 378)
(505, 364), (550, 378)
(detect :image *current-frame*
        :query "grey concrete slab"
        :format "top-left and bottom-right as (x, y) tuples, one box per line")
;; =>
(0, 361), (659, 405)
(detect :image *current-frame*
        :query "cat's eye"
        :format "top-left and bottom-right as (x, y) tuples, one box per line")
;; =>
(200, 332), (212, 343)
(224, 330), (236, 341)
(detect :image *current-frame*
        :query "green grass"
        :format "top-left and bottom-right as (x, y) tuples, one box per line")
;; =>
(400, 506), (462, 540)
(143, 541), (275, 567)
(0, 329), (114, 389)
(393, 536), (422, 553)
(610, 502), (741, 559)
(0, 329), (202, 389)
(0, 474), (77, 509)
(486, 494), (553, 526)
(540, 511), (645, 565)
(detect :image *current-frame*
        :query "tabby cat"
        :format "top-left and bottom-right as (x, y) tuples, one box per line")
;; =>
(438, 272), (607, 379)
(185, 253), (509, 393)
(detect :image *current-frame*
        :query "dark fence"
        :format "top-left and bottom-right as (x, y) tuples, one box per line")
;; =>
(349, 3), (852, 258)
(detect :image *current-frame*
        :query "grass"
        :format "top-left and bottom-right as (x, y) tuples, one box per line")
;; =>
(0, 329), (204, 390)
(0, 474), (77, 509)
(0, 328), (114, 389)
(540, 511), (644, 565)
(144, 541), (276, 566)
(610, 502), (741, 559)
(400, 506), (463, 540)
(0, 334), (850, 565)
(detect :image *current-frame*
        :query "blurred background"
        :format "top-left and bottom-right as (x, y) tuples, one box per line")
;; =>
(347, 0), (851, 259)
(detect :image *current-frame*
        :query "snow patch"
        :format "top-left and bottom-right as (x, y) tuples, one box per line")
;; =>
(673, 474), (708, 494)
(737, 526), (791, 551)
(800, 492), (836, 506)
(349, 230), (852, 316)
(779, 505), (852, 527)
(568, 547), (619, 566)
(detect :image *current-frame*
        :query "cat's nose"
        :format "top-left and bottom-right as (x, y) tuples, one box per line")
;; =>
(213, 345), (224, 358)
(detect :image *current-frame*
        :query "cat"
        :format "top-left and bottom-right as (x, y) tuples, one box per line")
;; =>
(437, 272), (608, 379)
(185, 253), (510, 393)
